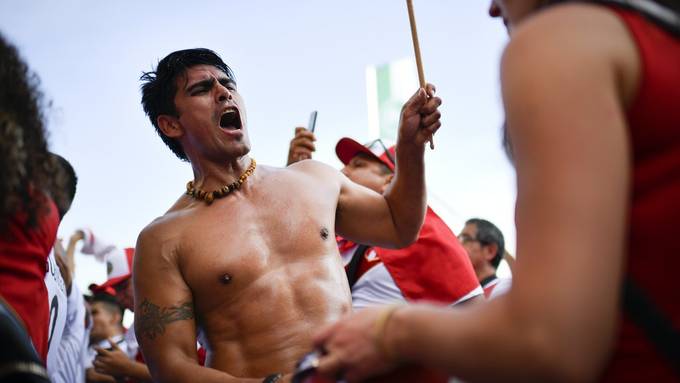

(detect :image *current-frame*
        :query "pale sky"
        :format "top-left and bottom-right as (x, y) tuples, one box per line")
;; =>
(1, 0), (515, 291)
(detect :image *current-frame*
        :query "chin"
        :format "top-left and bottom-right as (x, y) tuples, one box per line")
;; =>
(222, 143), (251, 159)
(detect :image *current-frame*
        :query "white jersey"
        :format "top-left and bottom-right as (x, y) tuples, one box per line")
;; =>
(482, 276), (513, 299)
(124, 322), (139, 359)
(340, 245), (482, 309)
(49, 283), (89, 383)
(84, 333), (132, 369)
(340, 247), (407, 310)
(44, 249), (68, 371)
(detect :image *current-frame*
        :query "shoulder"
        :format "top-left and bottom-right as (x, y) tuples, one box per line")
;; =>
(285, 159), (343, 185)
(502, 3), (640, 115)
(135, 210), (187, 260)
(512, 2), (631, 39)
(505, 3), (636, 70)
(287, 159), (338, 175)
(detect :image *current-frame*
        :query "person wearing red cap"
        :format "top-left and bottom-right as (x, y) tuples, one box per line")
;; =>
(288, 134), (482, 309)
(84, 293), (129, 383)
(82, 230), (152, 382)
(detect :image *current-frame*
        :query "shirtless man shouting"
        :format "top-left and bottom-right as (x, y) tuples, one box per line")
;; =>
(134, 48), (442, 382)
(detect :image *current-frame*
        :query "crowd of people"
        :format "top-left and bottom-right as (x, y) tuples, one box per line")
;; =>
(1, 0), (678, 382)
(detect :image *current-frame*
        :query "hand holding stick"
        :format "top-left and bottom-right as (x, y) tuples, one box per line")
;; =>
(406, 0), (435, 149)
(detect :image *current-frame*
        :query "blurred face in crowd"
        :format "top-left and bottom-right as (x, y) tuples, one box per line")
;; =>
(341, 154), (393, 194)
(114, 278), (134, 311)
(89, 301), (122, 344)
(459, 223), (495, 272)
(164, 64), (250, 161)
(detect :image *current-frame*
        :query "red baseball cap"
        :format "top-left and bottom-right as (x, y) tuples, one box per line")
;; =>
(89, 247), (134, 294)
(335, 138), (396, 171)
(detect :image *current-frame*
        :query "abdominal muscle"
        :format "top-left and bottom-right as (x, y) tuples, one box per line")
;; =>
(195, 254), (351, 378)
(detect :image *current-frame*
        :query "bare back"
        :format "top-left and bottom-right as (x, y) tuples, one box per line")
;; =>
(134, 161), (352, 379)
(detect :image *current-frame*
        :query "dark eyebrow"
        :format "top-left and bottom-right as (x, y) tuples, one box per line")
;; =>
(186, 78), (215, 94)
(218, 77), (236, 88)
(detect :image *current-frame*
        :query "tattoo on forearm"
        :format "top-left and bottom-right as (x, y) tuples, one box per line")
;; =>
(137, 299), (194, 340)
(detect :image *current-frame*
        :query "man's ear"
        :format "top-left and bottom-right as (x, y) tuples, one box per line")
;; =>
(483, 243), (499, 262)
(157, 114), (183, 139)
(379, 173), (395, 194)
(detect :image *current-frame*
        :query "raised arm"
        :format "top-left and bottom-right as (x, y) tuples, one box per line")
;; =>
(64, 229), (84, 274)
(315, 5), (637, 382)
(133, 223), (260, 383)
(336, 85), (442, 249)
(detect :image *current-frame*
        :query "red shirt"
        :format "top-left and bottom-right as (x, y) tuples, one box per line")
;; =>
(603, 7), (680, 382)
(339, 207), (481, 306)
(0, 198), (59, 362)
(374, 208), (480, 304)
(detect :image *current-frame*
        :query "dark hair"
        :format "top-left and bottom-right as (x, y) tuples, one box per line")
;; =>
(466, 218), (506, 269)
(90, 293), (124, 324)
(140, 48), (236, 161)
(50, 153), (77, 219)
(0, 33), (66, 228)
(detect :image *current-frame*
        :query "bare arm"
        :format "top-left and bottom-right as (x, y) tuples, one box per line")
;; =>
(315, 5), (637, 382)
(64, 229), (84, 274)
(335, 85), (442, 248)
(124, 361), (153, 381)
(133, 223), (261, 383)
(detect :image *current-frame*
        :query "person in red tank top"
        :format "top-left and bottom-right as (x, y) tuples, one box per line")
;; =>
(311, 1), (680, 382)
(0, 33), (70, 363)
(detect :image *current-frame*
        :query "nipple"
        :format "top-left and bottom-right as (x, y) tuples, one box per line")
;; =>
(220, 273), (232, 284)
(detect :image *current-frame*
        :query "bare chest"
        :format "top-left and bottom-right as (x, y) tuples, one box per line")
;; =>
(178, 180), (341, 309)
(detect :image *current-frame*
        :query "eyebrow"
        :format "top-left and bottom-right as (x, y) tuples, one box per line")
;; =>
(185, 77), (236, 94)
(186, 78), (215, 94)
(218, 77), (235, 88)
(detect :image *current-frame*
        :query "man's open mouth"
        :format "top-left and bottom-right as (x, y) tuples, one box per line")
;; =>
(219, 108), (242, 131)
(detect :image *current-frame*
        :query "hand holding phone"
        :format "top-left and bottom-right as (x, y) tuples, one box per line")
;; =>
(308, 110), (318, 133)
(287, 112), (318, 166)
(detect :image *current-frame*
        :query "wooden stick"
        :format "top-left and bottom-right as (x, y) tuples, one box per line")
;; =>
(406, 0), (434, 149)
(407, 0), (426, 88)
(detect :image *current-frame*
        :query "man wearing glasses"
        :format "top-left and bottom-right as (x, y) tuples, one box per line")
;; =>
(288, 135), (483, 308)
(457, 218), (511, 298)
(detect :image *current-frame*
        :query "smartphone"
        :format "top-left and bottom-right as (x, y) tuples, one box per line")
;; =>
(307, 110), (318, 133)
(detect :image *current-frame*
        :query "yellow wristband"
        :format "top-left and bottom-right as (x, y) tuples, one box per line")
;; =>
(373, 305), (402, 361)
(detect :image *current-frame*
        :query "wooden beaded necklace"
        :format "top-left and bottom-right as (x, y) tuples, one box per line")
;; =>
(186, 158), (256, 204)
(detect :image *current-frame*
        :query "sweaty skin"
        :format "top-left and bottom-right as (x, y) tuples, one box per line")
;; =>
(134, 62), (440, 382)
(136, 162), (352, 377)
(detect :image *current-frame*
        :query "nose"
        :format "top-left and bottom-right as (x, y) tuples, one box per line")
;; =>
(488, 0), (501, 17)
(341, 166), (351, 177)
(216, 82), (233, 103)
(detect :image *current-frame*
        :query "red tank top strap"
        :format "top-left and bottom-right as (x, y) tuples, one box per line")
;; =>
(602, 6), (680, 382)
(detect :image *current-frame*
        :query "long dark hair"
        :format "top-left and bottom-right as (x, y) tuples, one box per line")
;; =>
(0, 33), (65, 228)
